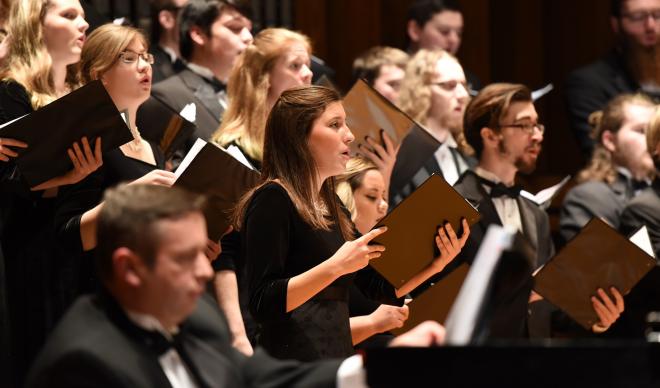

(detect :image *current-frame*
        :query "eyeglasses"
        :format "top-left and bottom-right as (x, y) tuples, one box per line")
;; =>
(622, 9), (660, 23)
(498, 122), (545, 135)
(430, 80), (469, 92)
(118, 51), (155, 65)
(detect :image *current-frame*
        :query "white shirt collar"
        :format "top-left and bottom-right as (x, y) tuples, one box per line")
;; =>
(474, 166), (503, 185)
(186, 63), (216, 82)
(125, 310), (179, 340)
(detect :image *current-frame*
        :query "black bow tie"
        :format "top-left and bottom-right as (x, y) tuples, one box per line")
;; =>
(631, 179), (649, 192)
(478, 177), (522, 198)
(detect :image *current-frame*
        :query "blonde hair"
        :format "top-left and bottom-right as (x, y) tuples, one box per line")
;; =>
(577, 94), (655, 184)
(646, 106), (660, 170)
(352, 46), (409, 85)
(336, 156), (378, 218)
(0, 0), (80, 108)
(79, 24), (148, 83)
(211, 27), (311, 162)
(398, 48), (473, 156)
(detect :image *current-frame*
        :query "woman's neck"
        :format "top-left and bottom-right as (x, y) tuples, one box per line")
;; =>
(51, 62), (69, 97)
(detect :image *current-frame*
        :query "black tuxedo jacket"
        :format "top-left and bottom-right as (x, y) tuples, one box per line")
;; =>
(150, 45), (186, 84)
(620, 179), (660, 257)
(138, 68), (225, 155)
(26, 293), (341, 388)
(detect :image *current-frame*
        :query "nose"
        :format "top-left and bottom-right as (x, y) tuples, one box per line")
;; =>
(241, 28), (254, 45)
(378, 198), (388, 215)
(456, 82), (469, 100)
(78, 16), (89, 33)
(447, 31), (461, 52)
(531, 126), (544, 143)
(344, 125), (355, 144)
(301, 64), (313, 85)
(195, 251), (214, 283)
(137, 56), (150, 72)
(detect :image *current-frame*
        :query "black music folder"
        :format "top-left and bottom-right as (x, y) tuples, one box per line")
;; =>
(533, 218), (656, 330)
(0, 80), (132, 187)
(370, 174), (480, 288)
(136, 94), (196, 160)
(174, 139), (260, 241)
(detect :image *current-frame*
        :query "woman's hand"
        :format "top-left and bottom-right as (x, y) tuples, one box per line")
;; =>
(358, 131), (400, 189)
(129, 169), (176, 187)
(430, 219), (470, 273)
(370, 304), (409, 333)
(30, 137), (103, 191)
(0, 137), (27, 161)
(591, 287), (625, 333)
(328, 227), (387, 276)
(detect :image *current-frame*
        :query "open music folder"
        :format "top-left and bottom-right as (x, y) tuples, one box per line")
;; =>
(533, 218), (656, 330)
(135, 94), (196, 160)
(174, 138), (260, 241)
(369, 173), (480, 288)
(0, 80), (132, 187)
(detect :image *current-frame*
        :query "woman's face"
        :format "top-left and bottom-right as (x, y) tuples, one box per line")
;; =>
(268, 41), (313, 102)
(308, 101), (355, 181)
(100, 38), (152, 110)
(353, 169), (388, 235)
(42, 0), (88, 66)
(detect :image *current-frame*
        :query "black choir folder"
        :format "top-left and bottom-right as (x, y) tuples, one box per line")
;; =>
(136, 95), (196, 160)
(533, 218), (656, 330)
(0, 80), (132, 187)
(370, 174), (480, 288)
(174, 139), (260, 241)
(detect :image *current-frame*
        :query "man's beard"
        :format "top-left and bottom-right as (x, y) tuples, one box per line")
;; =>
(623, 39), (660, 90)
(498, 139), (539, 174)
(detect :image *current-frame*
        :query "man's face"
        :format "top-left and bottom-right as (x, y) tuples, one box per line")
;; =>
(373, 64), (405, 103)
(204, 7), (253, 79)
(615, 0), (660, 48)
(139, 212), (213, 328)
(413, 10), (463, 54)
(495, 101), (544, 174)
(605, 102), (655, 178)
(428, 56), (469, 131)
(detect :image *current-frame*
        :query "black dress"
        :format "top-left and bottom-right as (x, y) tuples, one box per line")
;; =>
(242, 182), (398, 361)
(54, 142), (165, 291)
(0, 80), (62, 385)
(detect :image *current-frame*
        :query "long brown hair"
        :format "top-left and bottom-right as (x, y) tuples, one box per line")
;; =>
(1, 0), (80, 108)
(211, 28), (311, 162)
(235, 85), (353, 240)
(577, 94), (654, 184)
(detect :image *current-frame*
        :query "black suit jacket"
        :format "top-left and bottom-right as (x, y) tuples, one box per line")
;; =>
(150, 45), (186, 84)
(138, 68), (225, 155)
(26, 292), (341, 388)
(428, 171), (555, 338)
(620, 178), (660, 257)
(559, 173), (637, 245)
(565, 50), (641, 158)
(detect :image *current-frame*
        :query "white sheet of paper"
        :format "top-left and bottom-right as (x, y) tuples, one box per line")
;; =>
(444, 224), (517, 345)
(0, 114), (27, 130)
(180, 103), (196, 123)
(532, 83), (554, 101)
(629, 225), (655, 258)
(226, 144), (256, 170)
(520, 175), (571, 207)
(174, 138), (206, 179)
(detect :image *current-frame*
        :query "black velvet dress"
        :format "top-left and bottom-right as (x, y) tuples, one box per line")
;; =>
(54, 141), (165, 292)
(242, 182), (398, 361)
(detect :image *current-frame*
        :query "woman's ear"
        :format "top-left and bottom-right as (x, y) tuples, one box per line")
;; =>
(601, 130), (617, 153)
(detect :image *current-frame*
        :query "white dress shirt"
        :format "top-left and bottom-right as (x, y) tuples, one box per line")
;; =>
(474, 167), (523, 233)
(433, 133), (469, 185)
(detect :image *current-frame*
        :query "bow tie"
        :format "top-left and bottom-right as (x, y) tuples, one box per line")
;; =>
(631, 179), (649, 192)
(478, 177), (522, 198)
(132, 325), (181, 356)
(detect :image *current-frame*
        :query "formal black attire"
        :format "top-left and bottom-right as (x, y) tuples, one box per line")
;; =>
(565, 49), (653, 158)
(243, 182), (399, 361)
(26, 291), (342, 388)
(0, 80), (65, 385)
(559, 171), (643, 245)
(619, 178), (660, 257)
(54, 143), (164, 292)
(150, 45), (186, 84)
(137, 67), (225, 158)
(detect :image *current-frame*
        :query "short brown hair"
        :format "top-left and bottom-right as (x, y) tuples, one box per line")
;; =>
(352, 46), (409, 86)
(463, 83), (532, 158)
(96, 184), (206, 281)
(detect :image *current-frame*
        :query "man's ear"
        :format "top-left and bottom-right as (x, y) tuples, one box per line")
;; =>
(481, 126), (500, 146)
(189, 25), (207, 47)
(601, 130), (617, 153)
(407, 20), (422, 43)
(112, 247), (145, 288)
(158, 10), (177, 31)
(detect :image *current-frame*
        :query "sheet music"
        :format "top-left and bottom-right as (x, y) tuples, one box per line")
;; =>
(532, 83), (554, 101)
(174, 138), (206, 179)
(226, 144), (256, 170)
(520, 175), (570, 208)
(629, 225), (655, 258)
(180, 103), (196, 123)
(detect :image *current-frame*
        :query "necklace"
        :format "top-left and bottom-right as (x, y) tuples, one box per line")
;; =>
(127, 125), (143, 152)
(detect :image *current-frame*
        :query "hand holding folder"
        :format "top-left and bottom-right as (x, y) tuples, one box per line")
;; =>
(533, 218), (655, 331)
(0, 80), (132, 187)
(0, 137), (27, 161)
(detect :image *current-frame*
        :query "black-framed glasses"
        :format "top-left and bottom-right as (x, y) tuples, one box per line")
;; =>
(498, 122), (545, 135)
(622, 9), (660, 23)
(118, 51), (155, 65)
